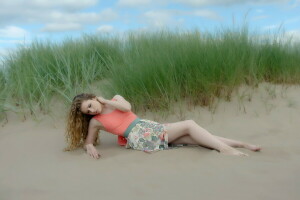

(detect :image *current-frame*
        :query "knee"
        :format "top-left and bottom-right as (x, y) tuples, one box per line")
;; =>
(186, 119), (196, 125)
(185, 120), (197, 130)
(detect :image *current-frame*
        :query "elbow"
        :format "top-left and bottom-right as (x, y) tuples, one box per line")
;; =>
(125, 103), (131, 112)
(123, 108), (131, 112)
(119, 102), (131, 112)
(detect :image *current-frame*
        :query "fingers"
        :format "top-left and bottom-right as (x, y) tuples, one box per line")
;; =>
(86, 144), (101, 159)
(97, 97), (106, 104)
(96, 98), (102, 104)
(92, 151), (100, 159)
(88, 152), (101, 159)
(94, 152), (101, 159)
(98, 97), (108, 104)
(87, 150), (101, 159)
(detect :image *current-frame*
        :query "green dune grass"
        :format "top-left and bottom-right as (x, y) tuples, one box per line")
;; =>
(0, 69), (6, 120)
(1, 25), (300, 121)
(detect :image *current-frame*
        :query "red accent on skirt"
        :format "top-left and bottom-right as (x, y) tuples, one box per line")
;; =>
(118, 135), (127, 146)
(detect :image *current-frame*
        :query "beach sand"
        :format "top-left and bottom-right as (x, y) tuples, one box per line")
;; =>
(0, 82), (299, 200)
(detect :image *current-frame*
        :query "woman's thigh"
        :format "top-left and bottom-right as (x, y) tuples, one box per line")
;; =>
(171, 135), (198, 145)
(162, 120), (192, 143)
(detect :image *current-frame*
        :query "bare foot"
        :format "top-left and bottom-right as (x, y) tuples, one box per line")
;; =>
(243, 144), (261, 152)
(220, 146), (249, 156)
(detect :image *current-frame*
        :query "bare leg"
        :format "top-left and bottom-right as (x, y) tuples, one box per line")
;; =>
(214, 136), (261, 151)
(165, 120), (249, 156)
(171, 135), (261, 152)
(190, 121), (250, 156)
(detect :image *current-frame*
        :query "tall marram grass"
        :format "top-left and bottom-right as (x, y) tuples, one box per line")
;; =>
(1, 25), (300, 120)
(103, 27), (300, 112)
(2, 36), (122, 116)
(0, 69), (6, 120)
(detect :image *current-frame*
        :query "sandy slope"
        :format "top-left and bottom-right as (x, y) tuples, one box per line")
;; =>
(0, 82), (299, 200)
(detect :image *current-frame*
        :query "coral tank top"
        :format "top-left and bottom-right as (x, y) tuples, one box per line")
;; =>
(92, 98), (138, 137)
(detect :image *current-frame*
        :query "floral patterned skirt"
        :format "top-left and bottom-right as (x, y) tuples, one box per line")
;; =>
(125, 119), (169, 153)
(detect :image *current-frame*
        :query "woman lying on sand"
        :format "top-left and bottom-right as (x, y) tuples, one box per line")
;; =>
(64, 93), (261, 159)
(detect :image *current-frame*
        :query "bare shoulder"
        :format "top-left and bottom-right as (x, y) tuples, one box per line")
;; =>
(89, 118), (105, 130)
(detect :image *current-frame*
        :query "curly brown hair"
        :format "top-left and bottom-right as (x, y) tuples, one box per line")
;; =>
(64, 93), (101, 151)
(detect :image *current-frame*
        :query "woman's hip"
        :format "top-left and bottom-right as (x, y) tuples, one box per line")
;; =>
(125, 119), (169, 153)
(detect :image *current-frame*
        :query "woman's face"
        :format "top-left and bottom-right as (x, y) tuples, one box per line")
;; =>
(80, 98), (103, 115)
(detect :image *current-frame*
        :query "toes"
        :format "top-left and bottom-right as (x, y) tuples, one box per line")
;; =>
(253, 145), (261, 151)
(247, 144), (261, 151)
(256, 146), (262, 151)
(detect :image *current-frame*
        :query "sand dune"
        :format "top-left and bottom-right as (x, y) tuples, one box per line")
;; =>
(0, 82), (299, 200)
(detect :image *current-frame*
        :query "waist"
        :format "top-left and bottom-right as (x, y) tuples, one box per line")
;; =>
(123, 118), (142, 138)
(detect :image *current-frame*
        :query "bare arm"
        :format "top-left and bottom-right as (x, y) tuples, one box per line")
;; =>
(98, 95), (131, 112)
(83, 118), (101, 159)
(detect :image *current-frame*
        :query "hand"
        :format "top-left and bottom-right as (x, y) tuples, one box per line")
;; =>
(85, 144), (101, 159)
(97, 96), (108, 105)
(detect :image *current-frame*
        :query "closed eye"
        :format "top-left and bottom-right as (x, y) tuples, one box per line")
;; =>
(87, 104), (91, 114)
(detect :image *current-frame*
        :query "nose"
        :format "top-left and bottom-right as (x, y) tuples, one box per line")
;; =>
(89, 108), (96, 114)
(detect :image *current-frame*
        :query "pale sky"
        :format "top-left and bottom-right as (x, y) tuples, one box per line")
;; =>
(0, 0), (299, 59)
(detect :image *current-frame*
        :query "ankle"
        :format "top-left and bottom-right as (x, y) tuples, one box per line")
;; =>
(219, 144), (232, 152)
(238, 142), (246, 148)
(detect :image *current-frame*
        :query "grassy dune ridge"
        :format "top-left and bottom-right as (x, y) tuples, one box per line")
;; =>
(0, 25), (300, 120)
(92, 26), (300, 111)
